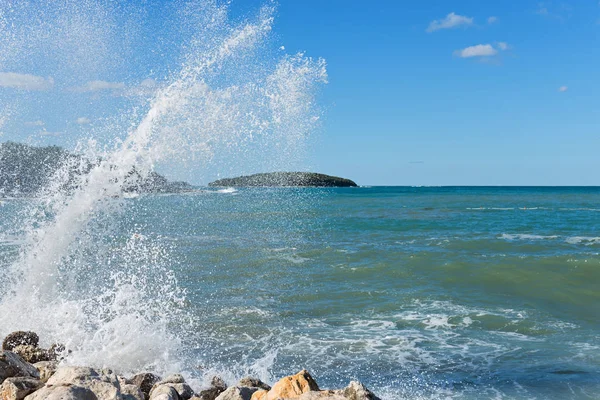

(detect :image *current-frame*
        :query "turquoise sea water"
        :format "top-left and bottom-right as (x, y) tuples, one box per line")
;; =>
(1, 186), (599, 399)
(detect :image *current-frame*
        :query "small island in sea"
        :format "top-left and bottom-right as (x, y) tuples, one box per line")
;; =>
(208, 172), (358, 188)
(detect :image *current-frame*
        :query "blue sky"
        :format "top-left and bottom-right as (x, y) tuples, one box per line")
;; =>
(1, 0), (599, 185)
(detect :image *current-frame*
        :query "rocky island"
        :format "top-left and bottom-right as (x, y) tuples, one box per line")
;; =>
(0, 142), (194, 196)
(208, 172), (357, 188)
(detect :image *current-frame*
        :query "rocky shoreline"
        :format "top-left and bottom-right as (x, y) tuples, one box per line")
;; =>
(0, 331), (381, 400)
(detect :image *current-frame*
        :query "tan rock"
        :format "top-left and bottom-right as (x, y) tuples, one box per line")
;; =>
(237, 378), (270, 391)
(121, 384), (145, 400)
(250, 390), (267, 400)
(298, 391), (346, 400)
(149, 385), (181, 400)
(266, 370), (319, 400)
(23, 385), (97, 400)
(130, 372), (161, 399)
(215, 386), (258, 400)
(11, 346), (49, 364)
(0, 377), (42, 400)
(341, 381), (380, 400)
(32, 361), (57, 383)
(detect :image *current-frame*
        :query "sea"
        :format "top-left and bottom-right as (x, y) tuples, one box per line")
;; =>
(0, 186), (598, 400)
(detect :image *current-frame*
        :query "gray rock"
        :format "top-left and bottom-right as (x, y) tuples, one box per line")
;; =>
(236, 378), (270, 391)
(46, 366), (122, 399)
(0, 377), (43, 399)
(46, 366), (100, 386)
(159, 374), (186, 384)
(121, 384), (145, 400)
(298, 391), (346, 400)
(149, 385), (181, 400)
(24, 385), (98, 400)
(0, 351), (40, 382)
(197, 387), (225, 400)
(130, 372), (161, 399)
(164, 383), (194, 400)
(32, 361), (57, 383)
(342, 381), (380, 400)
(2, 332), (39, 352)
(215, 386), (258, 400)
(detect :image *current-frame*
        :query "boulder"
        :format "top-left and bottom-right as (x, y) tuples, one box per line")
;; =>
(249, 390), (267, 400)
(215, 386), (258, 400)
(32, 361), (57, 383)
(130, 372), (161, 399)
(298, 391), (346, 400)
(158, 375), (186, 385)
(0, 377), (43, 400)
(46, 366), (122, 399)
(265, 370), (319, 400)
(0, 351), (40, 382)
(149, 385), (181, 400)
(2, 333), (39, 352)
(163, 383), (194, 400)
(46, 366), (100, 386)
(11, 346), (50, 364)
(47, 343), (67, 361)
(196, 376), (226, 400)
(341, 381), (380, 400)
(237, 378), (270, 391)
(23, 385), (98, 400)
(121, 384), (145, 400)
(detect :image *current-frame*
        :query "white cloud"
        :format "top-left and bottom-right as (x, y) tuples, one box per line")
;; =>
(488, 16), (498, 24)
(73, 80), (126, 92)
(455, 44), (498, 58)
(25, 120), (45, 127)
(39, 129), (61, 137)
(0, 72), (54, 91)
(558, 86), (568, 92)
(497, 42), (510, 51)
(76, 117), (91, 125)
(427, 12), (474, 33)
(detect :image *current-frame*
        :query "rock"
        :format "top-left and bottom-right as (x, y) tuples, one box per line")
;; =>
(298, 391), (346, 400)
(121, 384), (145, 400)
(265, 370), (319, 400)
(47, 344), (67, 361)
(11, 346), (50, 364)
(2, 333), (39, 352)
(215, 386), (258, 400)
(46, 366), (100, 386)
(164, 383), (194, 400)
(342, 381), (380, 400)
(149, 385), (181, 400)
(0, 377), (43, 400)
(130, 372), (161, 399)
(32, 361), (57, 383)
(23, 385), (97, 400)
(159, 374), (186, 385)
(84, 379), (120, 400)
(0, 351), (40, 382)
(237, 378), (270, 391)
(249, 390), (267, 400)
(46, 366), (121, 399)
(196, 376), (226, 400)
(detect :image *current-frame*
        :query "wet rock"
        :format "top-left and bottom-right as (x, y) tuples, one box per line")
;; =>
(164, 383), (194, 400)
(12, 345), (50, 364)
(0, 351), (40, 382)
(341, 381), (380, 400)
(149, 385), (181, 400)
(265, 370), (319, 400)
(47, 343), (67, 361)
(2, 332), (39, 352)
(130, 372), (161, 399)
(32, 361), (57, 383)
(121, 384), (145, 400)
(0, 377), (43, 399)
(237, 378), (270, 391)
(210, 377), (227, 391)
(23, 385), (98, 400)
(215, 386), (258, 400)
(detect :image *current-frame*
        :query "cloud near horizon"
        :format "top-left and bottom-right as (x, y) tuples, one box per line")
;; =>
(427, 12), (474, 32)
(0, 72), (54, 91)
(72, 80), (126, 92)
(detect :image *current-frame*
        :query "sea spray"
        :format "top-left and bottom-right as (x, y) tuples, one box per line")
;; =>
(0, 0), (326, 377)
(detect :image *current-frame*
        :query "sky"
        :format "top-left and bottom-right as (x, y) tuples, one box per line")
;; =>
(1, 0), (599, 186)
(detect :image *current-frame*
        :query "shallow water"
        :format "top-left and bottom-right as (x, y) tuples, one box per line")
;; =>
(2, 186), (598, 399)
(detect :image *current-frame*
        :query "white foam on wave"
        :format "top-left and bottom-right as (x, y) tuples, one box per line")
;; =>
(217, 187), (237, 194)
(500, 233), (559, 241)
(565, 236), (600, 245)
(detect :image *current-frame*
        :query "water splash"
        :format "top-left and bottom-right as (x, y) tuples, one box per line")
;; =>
(0, 0), (326, 376)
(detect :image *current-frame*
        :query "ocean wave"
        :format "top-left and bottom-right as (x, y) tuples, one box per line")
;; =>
(565, 236), (600, 245)
(500, 233), (559, 241)
(217, 187), (238, 194)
